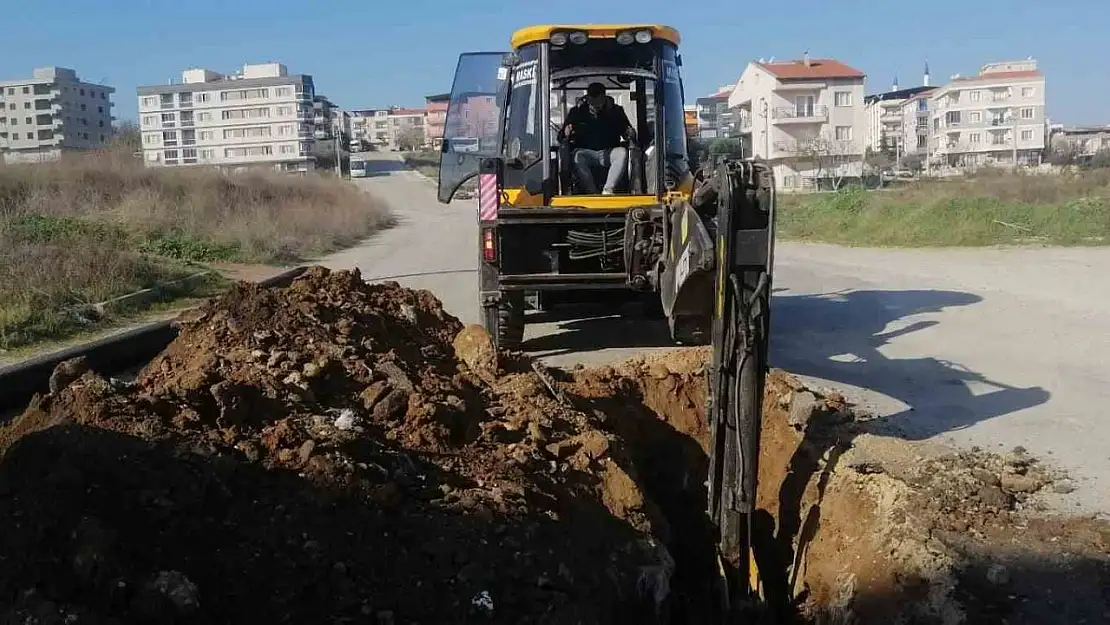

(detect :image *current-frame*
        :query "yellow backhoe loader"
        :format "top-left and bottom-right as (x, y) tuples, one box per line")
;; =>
(436, 24), (777, 619)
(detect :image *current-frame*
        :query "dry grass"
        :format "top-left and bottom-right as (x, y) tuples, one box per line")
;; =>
(778, 168), (1110, 247)
(403, 151), (441, 181)
(0, 148), (393, 350)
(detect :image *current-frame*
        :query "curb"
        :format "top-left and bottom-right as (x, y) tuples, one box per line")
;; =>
(0, 265), (309, 415)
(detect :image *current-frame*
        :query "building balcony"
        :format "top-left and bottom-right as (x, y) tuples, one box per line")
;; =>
(772, 105), (828, 123)
(880, 111), (901, 122)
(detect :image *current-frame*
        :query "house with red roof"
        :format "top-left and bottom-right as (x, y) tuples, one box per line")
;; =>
(725, 54), (868, 191)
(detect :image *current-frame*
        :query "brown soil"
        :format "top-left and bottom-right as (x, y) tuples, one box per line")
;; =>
(0, 268), (675, 624)
(561, 351), (1110, 624)
(2, 266), (1107, 624)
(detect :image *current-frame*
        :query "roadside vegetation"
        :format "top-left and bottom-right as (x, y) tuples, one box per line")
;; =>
(402, 151), (441, 180)
(404, 139), (1107, 247)
(778, 168), (1110, 247)
(0, 143), (392, 353)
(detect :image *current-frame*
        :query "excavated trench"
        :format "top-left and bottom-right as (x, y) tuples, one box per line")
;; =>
(0, 267), (1107, 624)
(560, 352), (1110, 625)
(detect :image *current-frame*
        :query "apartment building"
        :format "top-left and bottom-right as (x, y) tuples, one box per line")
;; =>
(0, 67), (115, 164)
(694, 86), (733, 139)
(136, 63), (319, 172)
(899, 89), (937, 160)
(727, 55), (867, 191)
(349, 106), (426, 151)
(1049, 125), (1110, 163)
(310, 95), (350, 171)
(425, 93), (449, 150)
(863, 72), (933, 153)
(925, 59), (1046, 169)
(349, 109), (385, 149)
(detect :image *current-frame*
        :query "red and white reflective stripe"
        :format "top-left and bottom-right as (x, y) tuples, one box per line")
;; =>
(478, 173), (499, 221)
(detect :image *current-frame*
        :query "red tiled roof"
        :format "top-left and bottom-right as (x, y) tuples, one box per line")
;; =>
(390, 108), (425, 116)
(756, 58), (865, 80)
(953, 70), (1042, 83)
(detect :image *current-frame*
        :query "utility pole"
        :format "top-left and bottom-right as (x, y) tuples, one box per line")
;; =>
(333, 113), (342, 177)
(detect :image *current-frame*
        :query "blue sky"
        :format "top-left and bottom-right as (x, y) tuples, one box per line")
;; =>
(2, 0), (1105, 124)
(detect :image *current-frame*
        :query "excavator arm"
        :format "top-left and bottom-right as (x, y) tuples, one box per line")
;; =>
(665, 157), (776, 616)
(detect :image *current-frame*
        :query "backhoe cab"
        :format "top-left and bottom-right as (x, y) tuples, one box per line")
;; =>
(439, 24), (778, 619)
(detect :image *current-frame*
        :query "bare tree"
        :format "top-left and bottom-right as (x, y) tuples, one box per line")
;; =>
(395, 126), (426, 152)
(790, 135), (859, 191)
(109, 120), (141, 153)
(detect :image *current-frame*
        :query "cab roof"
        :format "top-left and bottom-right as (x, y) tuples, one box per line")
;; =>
(510, 24), (681, 49)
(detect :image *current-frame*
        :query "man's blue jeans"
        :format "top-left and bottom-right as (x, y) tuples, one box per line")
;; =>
(572, 146), (628, 194)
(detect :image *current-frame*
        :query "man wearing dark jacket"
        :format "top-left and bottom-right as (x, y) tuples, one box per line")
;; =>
(559, 82), (637, 194)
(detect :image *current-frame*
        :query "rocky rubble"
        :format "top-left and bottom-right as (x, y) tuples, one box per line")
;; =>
(0, 267), (675, 624)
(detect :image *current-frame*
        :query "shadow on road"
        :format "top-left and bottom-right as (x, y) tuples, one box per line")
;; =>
(769, 288), (1050, 440)
(361, 157), (415, 177)
(522, 304), (676, 357)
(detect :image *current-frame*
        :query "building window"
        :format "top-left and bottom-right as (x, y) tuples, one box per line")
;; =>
(969, 133), (981, 144)
(835, 126), (852, 141)
(968, 111), (981, 123)
(969, 90), (980, 102)
(223, 126), (272, 139)
(196, 93), (211, 103)
(182, 148), (198, 159)
(224, 145), (274, 158)
(197, 112), (212, 122)
(199, 149), (214, 160)
(1021, 129), (1034, 141)
(144, 133), (159, 145)
(161, 112), (176, 127)
(917, 135), (927, 149)
(98, 106), (103, 114)
(834, 92), (851, 107)
(1020, 107), (1034, 119)
(221, 88), (269, 101)
(141, 96), (157, 107)
(26, 132), (33, 139)
(277, 106), (294, 116)
(280, 144), (295, 154)
(1021, 86), (1035, 97)
(23, 102), (31, 109)
(22, 87), (29, 94)
(164, 149), (179, 164)
(163, 131), (178, 146)
(276, 87), (293, 97)
(946, 111), (961, 125)
(278, 125), (293, 135)
(199, 130), (214, 140)
(221, 107), (271, 120)
(141, 115), (157, 127)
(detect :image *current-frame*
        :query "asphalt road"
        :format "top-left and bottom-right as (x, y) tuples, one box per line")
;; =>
(337, 153), (1110, 516)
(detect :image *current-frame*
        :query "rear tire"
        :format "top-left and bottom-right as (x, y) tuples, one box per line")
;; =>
(485, 291), (525, 350)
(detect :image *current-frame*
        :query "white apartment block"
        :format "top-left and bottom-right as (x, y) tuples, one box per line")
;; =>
(0, 67), (115, 164)
(899, 89), (938, 159)
(137, 63), (321, 172)
(728, 55), (868, 191)
(863, 71), (933, 154)
(923, 60), (1046, 169)
(350, 106), (427, 151)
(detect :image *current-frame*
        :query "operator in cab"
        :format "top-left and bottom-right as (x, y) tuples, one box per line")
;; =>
(559, 82), (637, 195)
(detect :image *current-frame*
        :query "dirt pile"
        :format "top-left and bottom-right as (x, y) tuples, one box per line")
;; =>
(560, 352), (1110, 624)
(0, 267), (675, 624)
